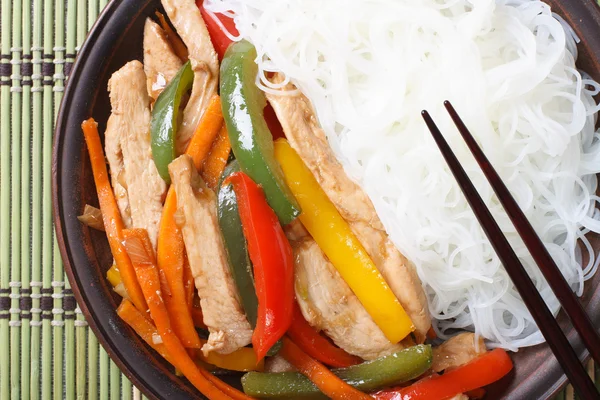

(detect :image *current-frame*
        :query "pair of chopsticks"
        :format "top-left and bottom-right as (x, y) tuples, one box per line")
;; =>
(422, 101), (600, 399)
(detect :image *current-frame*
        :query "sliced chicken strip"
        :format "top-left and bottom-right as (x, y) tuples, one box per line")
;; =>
(105, 61), (166, 247)
(432, 332), (486, 372)
(267, 74), (431, 342)
(169, 155), (252, 355)
(143, 18), (183, 101)
(293, 238), (404, 360)
(160, 0), (219, 154)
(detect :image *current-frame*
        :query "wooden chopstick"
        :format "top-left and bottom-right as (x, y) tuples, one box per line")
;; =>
(421, 103), (600, 400)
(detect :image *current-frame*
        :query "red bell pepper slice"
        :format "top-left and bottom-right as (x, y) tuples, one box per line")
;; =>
(225, 172), (294, 360)
(197, 0), (239, 61)
(372, 348), (513, 400)
(197, 0), (286, 140)
(287, 301), (362, 368)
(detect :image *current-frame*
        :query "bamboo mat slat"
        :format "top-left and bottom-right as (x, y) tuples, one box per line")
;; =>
(0, 0), (597, 398)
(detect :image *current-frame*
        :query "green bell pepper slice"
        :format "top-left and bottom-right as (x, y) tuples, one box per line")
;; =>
(241, 344), (432, 399)
(151, 60), (193, 183)
(220, 40), (300, 225)
(218, 160), (259, 328)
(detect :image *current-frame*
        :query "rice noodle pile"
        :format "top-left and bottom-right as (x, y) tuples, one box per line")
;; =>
(205, 0), (600, 350)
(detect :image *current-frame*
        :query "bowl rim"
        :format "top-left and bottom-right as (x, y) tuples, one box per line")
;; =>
(52, 0), (600, 399)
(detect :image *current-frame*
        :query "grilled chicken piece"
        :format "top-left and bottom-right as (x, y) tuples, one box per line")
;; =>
(432, 332), (486, 372)
(104, 61), (166, 247)
(160, 0), (219, 154)
(169, 155), (252, 355)
(267, 73), (431, 342)
(293, 238), (404, 360)
(143, 18), (183, 100)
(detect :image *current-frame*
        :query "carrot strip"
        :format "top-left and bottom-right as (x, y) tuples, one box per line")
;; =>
(117, 299), (172, 363)
(199, 369), (254, 400)
(155, 11), (189, 61)
(122, 228), (232, 400)
(81, 119), (147, 312)
(280, 337), (371, 400)
(185, 95), (224, 170)
(156, 95), (224, 349)
(202, 124), (231, 190)
(118, 299), (252, 399)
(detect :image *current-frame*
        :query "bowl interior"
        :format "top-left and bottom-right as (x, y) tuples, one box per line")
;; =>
(53, 1), (600, 399)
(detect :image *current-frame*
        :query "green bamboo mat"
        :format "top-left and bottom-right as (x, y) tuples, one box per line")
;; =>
(0, 0), (597, 399)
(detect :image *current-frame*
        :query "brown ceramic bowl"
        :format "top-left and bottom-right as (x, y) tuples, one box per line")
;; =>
(53, 1), (600, 399)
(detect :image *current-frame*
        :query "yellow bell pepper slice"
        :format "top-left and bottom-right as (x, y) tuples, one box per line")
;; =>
(273, 138), (414, 344)
(106, 264), (122, 287)
(199, 340), (265, 372)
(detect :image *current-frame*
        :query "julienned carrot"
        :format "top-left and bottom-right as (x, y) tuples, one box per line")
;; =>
(81, 119), (147, 312)
(186, 95), (225, 170)
(117, 299), (172, 363)
(280, 337), (371, 400)
(157, 188), (201, 348)
(155, 11), (189, 61)
(156, 95), (224, 349)
(202, 124), (231, 190)
(287, 302), (361, 368)
(199, 369), (253, 400)
(122, 228), (233, 400)
(118, 299), (252, 399)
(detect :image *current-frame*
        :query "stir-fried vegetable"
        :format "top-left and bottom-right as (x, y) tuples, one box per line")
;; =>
(117, 299), (172, 362)
(274, 138), (414, 343)
(225, 172), (294, 360)
(220, 40), (300, 224)
(81, 119), (148, 312)
(200, 340), (265, 372)
(151, 61), (194, 183)
(372, 348), (513, 400)
(242, 344), (433, 399)
(197, 0), (238, 61)
(77, 204), (105, 231)
(287, 302), (361, 368)
(217, 161), (259, 327)
(199, 369), (254, 400)
(122, 228), (237, 399)
(280, 337), (371, 400)
(203, 125), (232, 190)
(156, 95), (224, 349)
(106, 265), (121, 287)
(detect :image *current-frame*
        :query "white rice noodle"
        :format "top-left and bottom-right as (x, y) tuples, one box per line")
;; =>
(205, 0), (600, 350)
